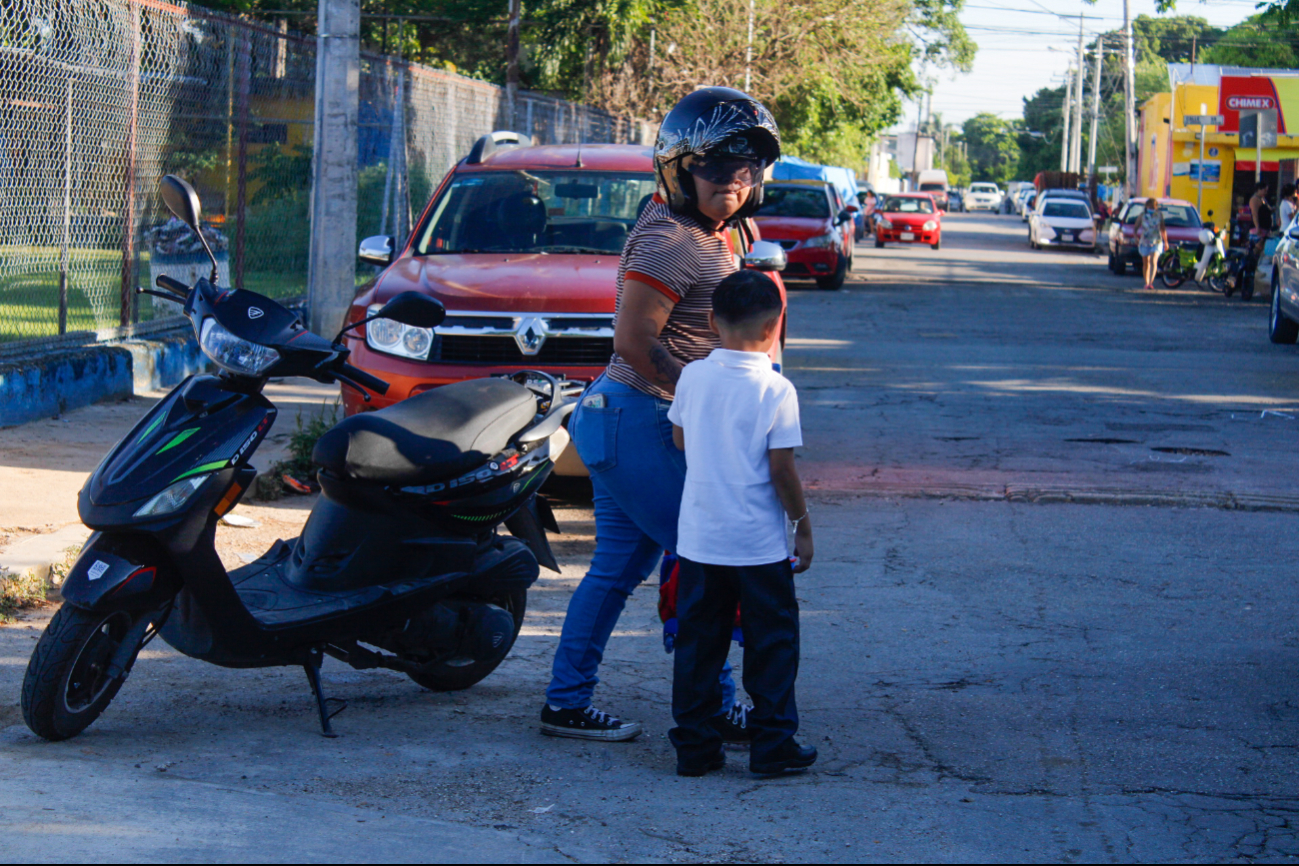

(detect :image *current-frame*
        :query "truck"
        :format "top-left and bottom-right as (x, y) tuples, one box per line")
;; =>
(916, 169), (950, 211)
(1033, 171), (1082, 194)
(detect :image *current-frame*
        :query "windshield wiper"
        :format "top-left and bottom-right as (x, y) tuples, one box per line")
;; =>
(533, 245), (611, 255)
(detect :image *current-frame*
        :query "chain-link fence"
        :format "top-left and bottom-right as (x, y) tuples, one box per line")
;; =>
(0, 0), (650, 348)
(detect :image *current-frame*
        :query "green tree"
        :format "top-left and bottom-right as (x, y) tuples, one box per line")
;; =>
(962, 113), (1019, 186)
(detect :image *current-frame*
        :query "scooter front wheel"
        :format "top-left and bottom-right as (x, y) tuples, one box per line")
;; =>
(407, 589), (527, 692)
(21, 606), (148, 741)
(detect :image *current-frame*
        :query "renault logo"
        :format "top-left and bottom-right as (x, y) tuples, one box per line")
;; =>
(514, 317), (547, 355)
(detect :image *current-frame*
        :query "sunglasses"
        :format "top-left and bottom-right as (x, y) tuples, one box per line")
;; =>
(682, 154), (767, 188)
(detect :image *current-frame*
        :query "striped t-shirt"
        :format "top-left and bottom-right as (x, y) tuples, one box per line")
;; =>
(606, 198), (737, 400)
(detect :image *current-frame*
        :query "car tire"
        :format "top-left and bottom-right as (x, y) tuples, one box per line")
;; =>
(1270, 272), (1299, 343)
(1114, 255), (1127, 276)
(816, 254), (848, 290)
(874, 238), (884, 249)
(931, 240), (941, 250)
(1108, 253), (1118, 273)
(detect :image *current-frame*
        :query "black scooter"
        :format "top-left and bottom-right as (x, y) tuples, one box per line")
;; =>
(21, 176), (574, 741)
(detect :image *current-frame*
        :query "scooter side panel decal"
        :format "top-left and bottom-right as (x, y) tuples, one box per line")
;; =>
(172, 460), (230, 483)
(156, 427), (200, 454)
(136, 415), (164, 444)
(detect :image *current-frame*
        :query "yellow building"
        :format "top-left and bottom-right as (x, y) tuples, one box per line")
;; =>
(1139, 64), (1299, 226)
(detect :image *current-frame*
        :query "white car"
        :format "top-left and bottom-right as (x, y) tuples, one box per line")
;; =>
(1029, 196), (1096, 249)
(966, 182), (1003, 211)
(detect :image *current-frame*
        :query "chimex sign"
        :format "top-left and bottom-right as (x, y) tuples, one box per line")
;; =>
(1217, 76), (1291, 133)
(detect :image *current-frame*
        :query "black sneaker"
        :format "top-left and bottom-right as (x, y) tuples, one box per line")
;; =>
(709, 702), (755, 745)
(677, 750), (726, 777)
(751, 741), (817, 776)
(539, 704), (643, 741)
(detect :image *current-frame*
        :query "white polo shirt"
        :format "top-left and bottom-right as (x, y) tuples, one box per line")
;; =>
(668, 348), (803, 566)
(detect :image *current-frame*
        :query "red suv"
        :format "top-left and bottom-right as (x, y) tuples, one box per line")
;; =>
(752, 180), (856, 290)
(343, 134), (785, 420)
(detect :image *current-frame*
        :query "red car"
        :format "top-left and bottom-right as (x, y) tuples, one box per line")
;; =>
(343, 134), (786, 422)
(874, 193), (942, 250)
(752, 180), (857, 290)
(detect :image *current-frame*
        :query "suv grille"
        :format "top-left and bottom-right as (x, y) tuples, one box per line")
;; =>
(436, 336), (613, 365)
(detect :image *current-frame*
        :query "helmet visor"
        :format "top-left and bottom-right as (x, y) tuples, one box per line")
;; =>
(682, 153), (767, 188)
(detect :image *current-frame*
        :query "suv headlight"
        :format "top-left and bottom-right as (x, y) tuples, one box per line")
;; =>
(200, 318), (280, 377)
(365, 304), (434, 360)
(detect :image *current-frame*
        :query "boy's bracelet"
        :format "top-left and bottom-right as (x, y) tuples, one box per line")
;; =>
(790, 509), (809, 531)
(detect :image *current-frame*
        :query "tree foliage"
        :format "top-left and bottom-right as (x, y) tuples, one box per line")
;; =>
(961, 113), (1019, 185)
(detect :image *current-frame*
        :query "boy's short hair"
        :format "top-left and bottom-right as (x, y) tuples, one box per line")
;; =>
(712, 270), (782, 327)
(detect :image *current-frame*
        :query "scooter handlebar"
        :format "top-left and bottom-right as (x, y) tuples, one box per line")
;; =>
(338, 362), (390, 396)
(155, 274), (190, 297)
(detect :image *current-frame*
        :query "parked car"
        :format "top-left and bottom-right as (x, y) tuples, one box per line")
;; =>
(1029, 196), (1096, 250)
(947, 190), (965, 213)
(753, 179), (857, 290)
(1107, 198), (1202, 276)
(966, 182), (1003, 211)
(874, 193), (942, 250)
(1020, 191), (1037, 222)
(342, 133), (788, 453)
(1269, 212), (1299, 343)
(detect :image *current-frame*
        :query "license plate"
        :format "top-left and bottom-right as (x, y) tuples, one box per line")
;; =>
(900, 232), (915, 240)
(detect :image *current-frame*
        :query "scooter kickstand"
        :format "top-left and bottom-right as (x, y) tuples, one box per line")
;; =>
(303, 648), (345, 738)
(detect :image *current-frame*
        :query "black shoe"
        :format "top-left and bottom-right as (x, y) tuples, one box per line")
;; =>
(677, 750), (726, 777)
(539, 704), (643, 741)
(709, 702), (754, 745)
(751, 741), (818, 776)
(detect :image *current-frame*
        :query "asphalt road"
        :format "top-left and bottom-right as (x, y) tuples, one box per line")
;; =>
(2, 212), (1297, 862)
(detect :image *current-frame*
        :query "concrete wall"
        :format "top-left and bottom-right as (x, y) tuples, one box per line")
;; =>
(0, 328), (209, 428)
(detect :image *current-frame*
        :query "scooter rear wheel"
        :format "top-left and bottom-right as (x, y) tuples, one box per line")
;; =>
(21, 606), (146, 741)
(407, 589), (527, 692)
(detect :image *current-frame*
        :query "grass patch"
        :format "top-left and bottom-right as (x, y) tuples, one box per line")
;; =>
(253, 399), (339, 500)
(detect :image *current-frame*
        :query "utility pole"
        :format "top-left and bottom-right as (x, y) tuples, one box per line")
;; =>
(506, 0), (521, 128)
(745, 0), (755, 91)
(1061, 71), (1073, 172)
(1123, 0), (1137, 198)
(308, 0), (360, 337)
(1072, 14), (1085, 174)
(1087, 36), (1103, 184)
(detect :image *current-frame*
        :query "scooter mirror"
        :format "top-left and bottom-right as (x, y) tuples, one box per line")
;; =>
(377, 291), (446, 328)
(161, 175), (203, 233)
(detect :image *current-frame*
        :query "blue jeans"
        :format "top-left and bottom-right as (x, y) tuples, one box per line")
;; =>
(546, 375), (736, 710)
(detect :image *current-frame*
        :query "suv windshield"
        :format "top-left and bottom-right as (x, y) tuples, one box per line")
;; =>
(757, 187), (831, 218)
(1122, 203), (1200, 228)
(882, 196), (935, 214)
(415, 170), (657, 255)
(920, 183), (946, 192)
(1043, 201), (1091, 219)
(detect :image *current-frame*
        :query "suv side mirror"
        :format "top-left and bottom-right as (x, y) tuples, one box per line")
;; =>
(744, 240), (787, 272)
(359, 235), (394, 266)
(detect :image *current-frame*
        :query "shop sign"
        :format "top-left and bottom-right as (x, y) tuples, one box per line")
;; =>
(1218, 76), (1290, 134)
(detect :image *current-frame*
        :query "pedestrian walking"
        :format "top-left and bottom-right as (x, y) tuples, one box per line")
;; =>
(1136, 198), (1167, 291)
(1280, 183), (1297, 233)
(539, 87), (781, 743)
(667, 269), (815, 778)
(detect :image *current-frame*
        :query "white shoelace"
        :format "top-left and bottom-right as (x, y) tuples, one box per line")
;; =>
(729, 703), (751, 728)
(583, 706), (619, 726)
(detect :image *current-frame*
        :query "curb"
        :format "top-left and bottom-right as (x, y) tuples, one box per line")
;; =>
(0, 327), (209, 428)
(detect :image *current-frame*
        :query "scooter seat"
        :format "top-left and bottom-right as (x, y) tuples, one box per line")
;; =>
(313, 377), (537, 485)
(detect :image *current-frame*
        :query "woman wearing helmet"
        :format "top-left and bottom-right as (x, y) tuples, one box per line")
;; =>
(540, 88), (781, 742)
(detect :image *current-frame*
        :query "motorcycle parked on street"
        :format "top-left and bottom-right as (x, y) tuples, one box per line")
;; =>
(1158, 222), (1242, 294)
(20, 176), (575, 741)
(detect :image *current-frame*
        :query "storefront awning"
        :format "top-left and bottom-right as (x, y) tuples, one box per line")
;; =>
(1234, 147), (1299, 171)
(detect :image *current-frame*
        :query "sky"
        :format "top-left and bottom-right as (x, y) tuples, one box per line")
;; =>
(895, 0), (1264, 131)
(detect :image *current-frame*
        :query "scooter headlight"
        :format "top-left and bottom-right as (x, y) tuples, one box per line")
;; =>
(200, 318), (280, 377)
(365, 304), (434, 360)
(134, 475), (208, 518)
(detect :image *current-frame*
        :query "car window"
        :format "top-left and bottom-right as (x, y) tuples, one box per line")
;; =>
(970, 184), (997, 194)
(920, 183), (945, 192)
(756, 187), (831, 218)
(882, 197), (935, 214)
(415, 170), (657, 255)
(1043, 201), (1092, 219)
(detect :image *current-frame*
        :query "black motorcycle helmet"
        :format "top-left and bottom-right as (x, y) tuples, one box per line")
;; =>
(654, 87), (781, 224)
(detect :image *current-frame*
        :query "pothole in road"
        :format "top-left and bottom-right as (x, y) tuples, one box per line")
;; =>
(1150, 446), (1230, 457)
(1064, 437), (1140, 445)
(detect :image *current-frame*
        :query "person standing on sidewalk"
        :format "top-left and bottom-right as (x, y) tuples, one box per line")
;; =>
(539, 87), (781, 742)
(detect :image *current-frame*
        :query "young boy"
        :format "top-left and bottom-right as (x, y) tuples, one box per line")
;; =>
(666, 269), (816, 777)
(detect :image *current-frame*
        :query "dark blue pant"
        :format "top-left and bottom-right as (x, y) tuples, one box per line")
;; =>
(670, 557), (800, 766)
